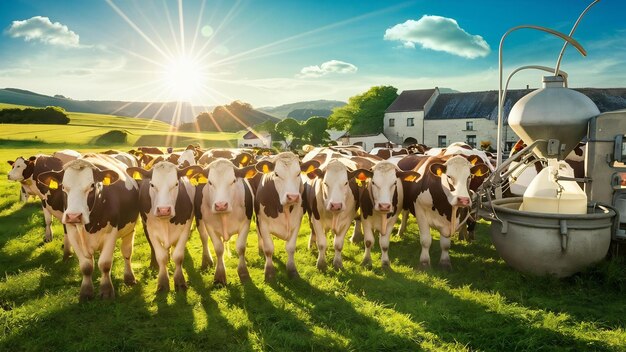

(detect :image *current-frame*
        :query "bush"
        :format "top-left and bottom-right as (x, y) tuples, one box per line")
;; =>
(0, 106), (69, 124)
(93, 130), (128, 145)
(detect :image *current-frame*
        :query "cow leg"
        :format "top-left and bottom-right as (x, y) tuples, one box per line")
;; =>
(312, 220), (327, 272)
(20, 186), (28, 203)
(439, 229), (452, 271)
(351, 218), (364, 243)
(172, 227), (190, 291)
(333, 224), (348, 271)
(308, 219), (317, 250)
(142, 217), (158, 269)
(208, 229), (226, 286)
(236, 223), (251, 282)
(62, 225), (72, 261)
(98, 232), (117, 299)
(148, 227), (171, 292)
(197, 220), (214, 270)
(258, 222), (275, 282)
(416, 213), (432, 270)
(396, 210), (409, 237)
(42, 205), (53, 243)
(467, 219), (476, 242)
(458, 224), (469, 242)
(120, 231), (137, 285)
(286, 223), (301, 279)
(361, 220), (374, 268)
(379, 231), (391, 269)
(66, 226), (94, 301)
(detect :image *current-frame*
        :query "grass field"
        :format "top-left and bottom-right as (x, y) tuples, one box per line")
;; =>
(1, 145), (625, 351)
(0, 103), (240, 147)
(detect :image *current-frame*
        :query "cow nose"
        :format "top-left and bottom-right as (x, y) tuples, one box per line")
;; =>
(330, 202), (343, 211)
(156, 206), (172, 217)
(214, 202), (229, 212)
(378, 203), (391, 212)
(286, 193), (300, 203)
(457, 196), (471, 207)
(66, 213), (82, 223)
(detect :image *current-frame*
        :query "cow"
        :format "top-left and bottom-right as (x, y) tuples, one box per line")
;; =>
(254, 152), (319, 281)
(36, 154), (140, 301)
(198, 148), (254, 167)
(126, 162), (202, 292)
(370, 147), (409, 160)
(194, 159), (257, 285)
(304, 159), (367, 271)
(402, 155), (489, 270)
(8, 155), (72, 255)
(53, 149), (81, 164)
(177, 148), (197, 168)
(357, 161), (420, 268)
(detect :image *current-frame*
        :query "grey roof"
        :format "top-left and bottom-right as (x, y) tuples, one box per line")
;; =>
(385, 89), (437, 113)
(425, 88), (626, 123)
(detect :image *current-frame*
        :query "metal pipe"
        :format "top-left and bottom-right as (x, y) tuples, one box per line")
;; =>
(555, 0), (601, 77)
(497, 25), (586, 168)
(503, 66), (569, 107)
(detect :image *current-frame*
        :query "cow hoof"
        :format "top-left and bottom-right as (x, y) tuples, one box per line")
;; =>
(333, 259), (344, 271)
(238, 267), (251, 282)
(100, 286), (115, 300)
(124, 273), (137, 286)
(264, 267), (276, 282)
(361, 258), (372, 269)
(381, 261), (391, 270)
(149, 260), (159, 270)
(439, 261), (452, 272)
(156, 283), (170, 293)
(287, 267), (300, 279)
(63, 252), (72, 262)
(417, 262), (431, 271)
(175, 281), (188, 291)
(79, 288), (94, 302)
(201, 256), (214, 270)
(43, 236), (53, 244)
(316, 260), (327, 272)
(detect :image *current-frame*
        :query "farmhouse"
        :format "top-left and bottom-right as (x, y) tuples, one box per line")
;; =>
(238, 129), (272, 148)
(384, 87), (626, 151)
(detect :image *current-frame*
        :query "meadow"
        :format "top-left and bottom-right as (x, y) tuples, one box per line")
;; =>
(0, 109), (625, 351)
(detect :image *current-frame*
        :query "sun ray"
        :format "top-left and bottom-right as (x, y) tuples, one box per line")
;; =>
(178, 0), (186, 56)
(191, 0), (246, 63)
(105, 0), (172, 61)
(189, 0), (207, 55)
(131, 0), (178, 60)
(162, 0), (182, 57)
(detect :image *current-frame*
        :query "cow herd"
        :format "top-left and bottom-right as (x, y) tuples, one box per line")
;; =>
(7, 143), (494, 301)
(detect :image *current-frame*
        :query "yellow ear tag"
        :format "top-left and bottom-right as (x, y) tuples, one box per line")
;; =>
(356, 179), (364, 187)
(241, 155), (249, 164)
(303, 164), (316, 174)
(403, 174), (418, 182)
(262, 164), (270, 174)
(103, 176), (111, 186)
(196, 174), (208, 184)
(436, 168), (443, 176)
(186, 169), (194, 178)
(132, 171), (142, 180)
(474, 169), (485, 177)
(244, 169), (256, 179)
(190, 177), (199, 186)
(48, 179), (58, 190)
(470, 157), (478, 165)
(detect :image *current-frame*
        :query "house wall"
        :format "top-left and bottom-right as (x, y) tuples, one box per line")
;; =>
(383, 111), (424, 145)
(238, 135), (272, 148)
(422, 119), (520, 151)
(347, 134), (390, 152)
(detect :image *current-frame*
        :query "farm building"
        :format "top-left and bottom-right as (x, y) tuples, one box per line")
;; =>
(238, 129), (272, 148)
(344, 132), (391, 152)
(383, 88), (439, 146)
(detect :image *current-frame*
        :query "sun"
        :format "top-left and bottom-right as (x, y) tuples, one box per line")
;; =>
(161, 55), (206, 102)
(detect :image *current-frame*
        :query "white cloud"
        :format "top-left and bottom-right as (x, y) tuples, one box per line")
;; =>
(298, 59), (358, 78)
(6, 16), (80, 47)
(384, 15), (490, 59)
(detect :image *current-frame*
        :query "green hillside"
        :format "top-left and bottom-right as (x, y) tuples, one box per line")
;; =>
(259, 100), (346, 118)
(0, 103), (240, 148)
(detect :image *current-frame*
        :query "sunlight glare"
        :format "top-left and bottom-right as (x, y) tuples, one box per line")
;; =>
(162, 55), (206, 101)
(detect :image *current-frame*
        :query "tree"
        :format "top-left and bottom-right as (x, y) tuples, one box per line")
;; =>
(255, 120), (284, 141)
(276, 118), (304, 148)
(328, 85), (398, 135)
(303, 116), (329, 145)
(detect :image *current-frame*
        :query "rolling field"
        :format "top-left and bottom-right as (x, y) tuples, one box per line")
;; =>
(0, 103), (240, 147)
(1, 145), (625, 351)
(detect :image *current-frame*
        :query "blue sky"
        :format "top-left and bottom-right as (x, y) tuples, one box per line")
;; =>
(0, 0), (624, 107)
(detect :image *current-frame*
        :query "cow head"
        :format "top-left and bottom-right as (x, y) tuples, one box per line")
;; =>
(202, 159), (256, 213)
(126, 161), (202, 218)
(360, 161), (420, 213)
(7, 156), (36, 181)
(256, 152), (319, 206)
(428, 156), (490, 208)
(37, 159), (120, 224)
(177, 149), (197, 168)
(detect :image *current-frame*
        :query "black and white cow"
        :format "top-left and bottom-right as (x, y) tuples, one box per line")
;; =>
(37, 154), (140, 301)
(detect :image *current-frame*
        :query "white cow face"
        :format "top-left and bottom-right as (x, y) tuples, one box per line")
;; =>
(204, 159), (256, 213)
(256, 152), (319, 206)
(127, 162), (202, 218)
(7, 156), (34, 181)
(177, 149), (196, 168)
(359, 161), (420, 213)
(37, 159), (119, 224)
(429, 155), (489, 208)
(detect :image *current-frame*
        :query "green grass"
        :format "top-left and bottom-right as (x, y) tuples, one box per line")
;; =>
(1, 146), (625, 351)
(0, 103), (241, 147)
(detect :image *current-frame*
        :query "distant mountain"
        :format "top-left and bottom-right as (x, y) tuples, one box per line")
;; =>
(287, 108), (333, 120)
(259, 99), (346, 118)
(0, 88), (212, 125)
(178, 100), (280, 133)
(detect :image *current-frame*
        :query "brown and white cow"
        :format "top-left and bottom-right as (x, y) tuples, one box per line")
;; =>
(357, 161), (420, 268)
(304, 159), (367, 271)
(198, 148), (254, 167)
(194, 159), (257, 285)
(254, 152), (319, 281)
(37, 154), (140, 301)
(403, 155), (489, 270)
(126, 161), (202, 292)
(8, 155), (72, 254)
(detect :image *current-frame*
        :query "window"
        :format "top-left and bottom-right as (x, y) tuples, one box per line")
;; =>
(438, 135), (447, 147)
(466, 121), (474, 131)
(467, 135), (477, 148)
(389, 118), (395, 127)
(407, 118), (414, 127)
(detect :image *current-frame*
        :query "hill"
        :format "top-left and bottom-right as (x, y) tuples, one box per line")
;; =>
(178, 100), (280, 133)
(259, 99), (346, 118)
(0, 88), (212, 126)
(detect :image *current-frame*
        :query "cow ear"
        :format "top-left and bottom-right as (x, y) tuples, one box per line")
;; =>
(178, 165), (203, 179)
(468, 156), (479, 165)
(28, 156), (37, 162)
(233, 152), (253, 167)
(300, 160), (320, 174)
(397, 170), (421, 182)
(350, 169), (372, 181)
(235, 165), (257, 179)
(94, 169), (120, 186)
(429, 163), (446, 177)
(7, 160), (14, 166)
(37, 170), (64, 190)
(126, 167), (151, 181)
(255, 160), (274, 174)
(308, 169), (325, 179)
(470, 164), (490, 178)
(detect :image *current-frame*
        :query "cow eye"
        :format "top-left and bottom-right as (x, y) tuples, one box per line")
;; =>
(175, 182), (179, 187)
(371, 181), (377, 187)
(344, 181), (348, 186)
(274, 172), (280, 178)
(208, 180), (213, 186)
(232, 179), (236, 184)
(150, 183), (155, 188)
